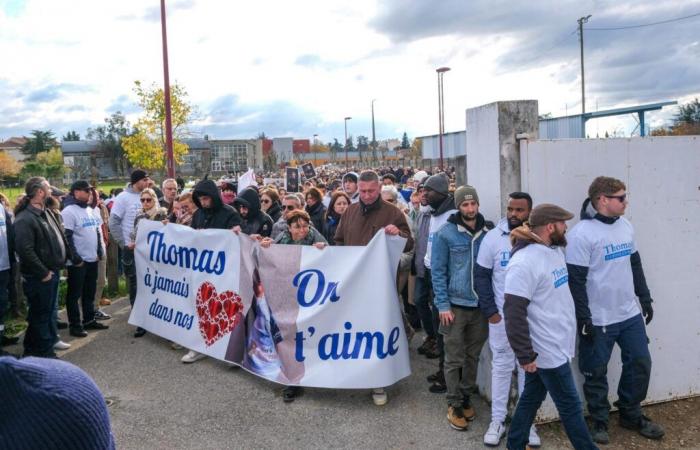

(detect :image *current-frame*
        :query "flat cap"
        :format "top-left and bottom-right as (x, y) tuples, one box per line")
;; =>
(528, 203), (574, 227)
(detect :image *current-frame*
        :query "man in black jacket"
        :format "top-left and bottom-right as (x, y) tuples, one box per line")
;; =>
(14, 177), (70, 358)
(191, 179), (242, 231)
(0, 200), (18, 354)
(182, 178), (242, 364)
(234, 187), (273, 237)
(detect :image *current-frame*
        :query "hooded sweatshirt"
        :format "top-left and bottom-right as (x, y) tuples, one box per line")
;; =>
(191, 179), (242, 230)
(233, 187), (273, 237)
(565, 198), (651, 326)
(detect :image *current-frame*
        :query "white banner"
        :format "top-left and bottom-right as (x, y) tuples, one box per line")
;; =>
(237, 168), (256, 194)
(128, 221), (411, 388)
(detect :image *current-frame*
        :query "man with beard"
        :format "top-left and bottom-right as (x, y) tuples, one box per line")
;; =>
(182, 178), (243, 362)
(566, 176), (662, 444)
(234, 187), (273, 237)
(431, 185), (491, 431)
(475, 192), (540, 446)
(422, 173), (456, 393)
(504, 204), (597, 450)
(334, 170), (413, 406)
(503, 204), (597, 450)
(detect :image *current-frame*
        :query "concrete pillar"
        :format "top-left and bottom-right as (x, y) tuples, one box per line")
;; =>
(465, 100), (538, 404)
(466, 100), (539, 221)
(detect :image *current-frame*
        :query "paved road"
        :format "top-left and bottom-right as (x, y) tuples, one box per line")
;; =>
(9, 298), (532, 450)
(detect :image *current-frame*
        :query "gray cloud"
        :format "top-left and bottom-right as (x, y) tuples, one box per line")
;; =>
(370, 0), (700, 107)
(107, 95), (140, 114)
(25, 83), (91, 104)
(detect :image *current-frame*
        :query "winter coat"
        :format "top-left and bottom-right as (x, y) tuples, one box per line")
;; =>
(305, 201), (326, 236)
(274, 227), (327, 246)
(234, 187), (273, 237)
(15, 205), (69, 278)
(266, 203), (282, 224)
(191, 179), (243, 230)
(334, 198), (413, 252)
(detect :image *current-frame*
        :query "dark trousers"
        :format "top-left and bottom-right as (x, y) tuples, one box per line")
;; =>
(66, 262), (98, 329)
(414, 275), (435, 338)
(426, 269), (445, 372)
(122, 248), (137, 306)
(578, 314), (651, 424)
(507, 362), (598, 450)
(23, 272), (59, 357)
(0, 269), (9, 333)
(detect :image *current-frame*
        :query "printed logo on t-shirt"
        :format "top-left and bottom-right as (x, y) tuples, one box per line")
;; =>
(603, 242), (633, 261)
(499, 251), (509, 267)
(551, 267), (569, 288)
(81, 217), (100, 228)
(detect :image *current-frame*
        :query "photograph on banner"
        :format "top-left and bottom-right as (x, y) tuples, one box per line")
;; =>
(301, 163), (316, 180)
(251, 231), (411, 388)
(285, 167), (299, 192)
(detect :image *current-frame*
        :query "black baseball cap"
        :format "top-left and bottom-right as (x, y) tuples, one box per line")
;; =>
(70, 180), (92, 193)
(130, 169), (149, 184)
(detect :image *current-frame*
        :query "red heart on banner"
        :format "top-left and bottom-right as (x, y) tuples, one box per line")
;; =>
(195, 281), (243, 346)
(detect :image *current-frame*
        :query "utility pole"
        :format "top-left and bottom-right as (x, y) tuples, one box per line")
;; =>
(160, 0), (175, 178)
(371, 99), (377, 164)
(578, 15), (591, 115)
(436, 67), (450, 170)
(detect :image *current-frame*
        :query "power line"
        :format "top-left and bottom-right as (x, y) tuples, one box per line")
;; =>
(586, 11), (700, 30)
(537, 28), (578, 58)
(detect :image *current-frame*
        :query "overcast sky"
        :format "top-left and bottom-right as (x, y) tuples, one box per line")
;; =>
(1, 0), (699, 142)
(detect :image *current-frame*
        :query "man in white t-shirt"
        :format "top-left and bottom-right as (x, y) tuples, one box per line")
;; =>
(566, 176), (663, 444)
(108, 169), (150, 337)
(504, 204), (596, 450)
(475, 191), (540, 447)
(61, 181), (109, 338)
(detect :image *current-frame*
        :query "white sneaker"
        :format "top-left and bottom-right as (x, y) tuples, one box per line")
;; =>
(483, 420), (506, 446)
(181, 350), (205, 363)
(371, 388), (387, 406)
(528, 424), (542, 447)
(54, 340), (71, 351)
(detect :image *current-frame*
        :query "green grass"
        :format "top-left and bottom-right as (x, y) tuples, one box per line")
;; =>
(1, 180), (129, 205)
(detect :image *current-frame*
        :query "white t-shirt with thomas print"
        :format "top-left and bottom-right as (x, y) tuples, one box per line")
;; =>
(61, 205), (103, 263)
(505, 244), (576, 370)
(424, 208), (455, 270)
(476, 218), (511, 313)
(565, 217), (639, 327)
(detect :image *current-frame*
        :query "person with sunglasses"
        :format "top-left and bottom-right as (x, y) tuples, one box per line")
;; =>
(271, 195), (302, 240)
(260, 189), (282, 223)
(566, 176), (663, 444)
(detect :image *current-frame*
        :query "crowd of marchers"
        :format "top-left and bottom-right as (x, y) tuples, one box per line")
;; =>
(0, 165), (664, 450)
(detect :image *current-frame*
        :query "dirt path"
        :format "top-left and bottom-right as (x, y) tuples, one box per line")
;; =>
(538, 396), (699, 449)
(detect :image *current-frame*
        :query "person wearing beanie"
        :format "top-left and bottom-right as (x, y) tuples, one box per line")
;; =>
(421, 173), (456, 393)
(430, 184), (492, 431)
(108, 169), (151, 317)
(474, 192), (539, 447)
(503, 204), (597, 450)
(566, 176), (662, 444)
(342, 172), (360, 204)
(0, 356), (115, 449)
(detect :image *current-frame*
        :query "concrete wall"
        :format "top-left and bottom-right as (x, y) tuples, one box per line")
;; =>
(466, 100), (539, 223)
(519, 135), (700, 420)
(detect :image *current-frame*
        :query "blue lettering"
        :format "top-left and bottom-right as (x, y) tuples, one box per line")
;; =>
(293, 269), (340, 307)
(146, 230), (226, 274)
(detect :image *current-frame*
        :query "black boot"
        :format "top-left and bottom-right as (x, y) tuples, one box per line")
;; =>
(620, 415), (664, 440)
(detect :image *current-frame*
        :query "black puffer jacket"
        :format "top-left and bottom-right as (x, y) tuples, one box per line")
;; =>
(234, 187), (273, 237)
(305, 201), (326, 236)
(191, 179), (242, 230)
(266, 202), (282, 223)
(14, 205), (69, 278)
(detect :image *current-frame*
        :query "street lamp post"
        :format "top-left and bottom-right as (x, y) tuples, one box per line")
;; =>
(344, 116), (352, 170)
(371, 99), (377, 165)
(160, 0), (175, 178)
(313, 134), (318, 165)
(436, 66), (450, 171)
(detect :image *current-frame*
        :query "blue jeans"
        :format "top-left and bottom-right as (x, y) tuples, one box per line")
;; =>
(578, 314), (651, 424)
(508, 362), (597, 450)
(414, 276), (435, 338)
(22, 272), (59, 357)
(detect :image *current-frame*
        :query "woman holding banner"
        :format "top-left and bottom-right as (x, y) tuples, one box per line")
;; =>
(260, 209), (326, 402)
